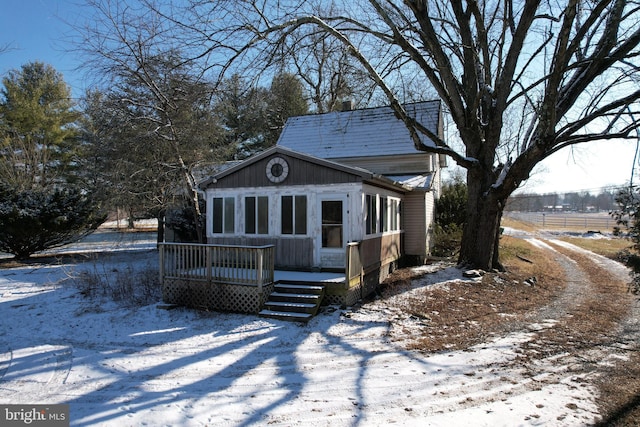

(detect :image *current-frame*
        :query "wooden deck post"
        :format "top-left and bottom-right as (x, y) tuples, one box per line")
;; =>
(158, 243), (165, 285)
(257, 247), (264, 293)
(206, 245), (212, 285)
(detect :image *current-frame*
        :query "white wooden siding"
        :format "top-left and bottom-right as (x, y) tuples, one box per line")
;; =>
(403, 191), (429, 257)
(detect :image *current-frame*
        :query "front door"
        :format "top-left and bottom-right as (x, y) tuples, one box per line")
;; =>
(318, 198), (346, 269)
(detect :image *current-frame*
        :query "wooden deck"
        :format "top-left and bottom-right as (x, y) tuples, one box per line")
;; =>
(158, 241), (374, 314)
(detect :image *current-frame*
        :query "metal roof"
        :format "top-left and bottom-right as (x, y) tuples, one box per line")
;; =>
(276, 100), (441, 159)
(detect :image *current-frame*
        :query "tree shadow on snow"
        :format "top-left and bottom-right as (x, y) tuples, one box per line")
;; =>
(0, 261), (435, 426)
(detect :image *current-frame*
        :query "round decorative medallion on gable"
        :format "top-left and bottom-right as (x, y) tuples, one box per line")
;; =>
(266, 157), (289, 183)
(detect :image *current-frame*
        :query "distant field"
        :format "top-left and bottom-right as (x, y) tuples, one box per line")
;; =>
(504, 211), (616, 232)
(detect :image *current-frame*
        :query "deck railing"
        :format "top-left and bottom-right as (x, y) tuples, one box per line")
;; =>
(159, 243), (275, 291)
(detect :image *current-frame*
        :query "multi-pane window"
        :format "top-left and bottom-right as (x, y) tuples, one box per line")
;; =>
(212, 197), (235, 234)
(245, 196), (269, 234)
(281, 195), (307, 235)
(382, 197), (400, 232)
(369, 195), (401, 234)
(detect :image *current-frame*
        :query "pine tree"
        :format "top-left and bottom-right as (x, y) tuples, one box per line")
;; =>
(0, 62), (105, 258)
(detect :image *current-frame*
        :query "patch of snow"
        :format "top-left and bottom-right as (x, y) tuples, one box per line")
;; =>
(0, 240), (602, 426)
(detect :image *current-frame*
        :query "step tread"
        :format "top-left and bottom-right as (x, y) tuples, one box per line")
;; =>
(270, 292), (321, 299)
(275, 284), (325, 291)
(265, 301), (317, 309)
(259, 310), (313, 321)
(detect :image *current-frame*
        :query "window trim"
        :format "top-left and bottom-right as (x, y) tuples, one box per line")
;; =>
(366, 193), (402, 236)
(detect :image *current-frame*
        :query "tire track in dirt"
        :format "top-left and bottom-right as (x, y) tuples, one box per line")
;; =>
(505, 235), (640, 424)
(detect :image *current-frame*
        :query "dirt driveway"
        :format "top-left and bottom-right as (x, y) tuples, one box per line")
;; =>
(375, 231), (640, 425)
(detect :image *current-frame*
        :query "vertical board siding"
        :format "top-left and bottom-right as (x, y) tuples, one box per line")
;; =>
(212, 154), (362, 189)
(403, 192), (428, 257)
(360, 233), (402, 274)
(208, 236), (314, 269)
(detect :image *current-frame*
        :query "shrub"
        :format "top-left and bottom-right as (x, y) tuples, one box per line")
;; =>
(165, 199), (205, 243)
(610, 186), (640, 294)
(0, 185), (106, 259)
(77, 260), (161, 306)
(433, 177), (467, 258)
(432, 223), (464, 258)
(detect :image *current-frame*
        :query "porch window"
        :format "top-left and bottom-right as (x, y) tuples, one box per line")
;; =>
(365, 194), (377, 235)
(391, 199), (400, 231)
(381, 197), (388, 232)
(281, 195), (307, 235)
(212, 197), (235, 234)
(321, 200), (343, 248)
(245, 196), (269, 234)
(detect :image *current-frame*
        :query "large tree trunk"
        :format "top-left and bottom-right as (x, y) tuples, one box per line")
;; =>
(156, 211), (165, 245)
(458, 168), (505, 271)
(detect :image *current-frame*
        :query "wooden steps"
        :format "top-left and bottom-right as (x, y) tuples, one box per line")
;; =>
(259, 283), (325, 322)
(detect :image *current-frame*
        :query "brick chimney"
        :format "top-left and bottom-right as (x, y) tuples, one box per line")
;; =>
(342, 100), (354, 111)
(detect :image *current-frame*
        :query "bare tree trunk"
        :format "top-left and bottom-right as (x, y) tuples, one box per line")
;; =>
(127, 207), (135, 229)
(156, 211), (165, 244)
(459, 168), (504, 271)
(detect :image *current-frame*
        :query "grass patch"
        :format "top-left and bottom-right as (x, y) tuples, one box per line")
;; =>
(560, 235), (632, 259)
(501, 216), (539, 233)
(379, 234), (565, 352)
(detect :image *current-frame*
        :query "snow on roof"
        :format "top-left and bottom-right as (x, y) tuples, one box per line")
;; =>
(277, 101), (441, 159)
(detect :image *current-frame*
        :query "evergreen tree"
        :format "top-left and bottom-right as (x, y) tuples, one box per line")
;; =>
(214, 73), (308, 158)
(0, 62), (105, 258)
(436, 176), (468, 230)
(433, 176), (468, 258)
(0, 185), (105, 260)
(265, 73), (308, 146)
(0, 62), (80, 189)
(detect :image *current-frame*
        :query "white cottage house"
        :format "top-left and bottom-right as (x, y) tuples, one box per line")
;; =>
(195, 101), (446, 310)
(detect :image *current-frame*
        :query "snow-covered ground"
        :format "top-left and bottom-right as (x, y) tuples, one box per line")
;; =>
(0, 234), (602, 426)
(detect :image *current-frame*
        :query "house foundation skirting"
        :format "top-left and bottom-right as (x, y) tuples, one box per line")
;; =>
(162, 278), (274, 313)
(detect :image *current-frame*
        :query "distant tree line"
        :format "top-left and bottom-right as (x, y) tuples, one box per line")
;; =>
(505, 188), (621, 213)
